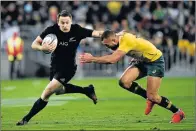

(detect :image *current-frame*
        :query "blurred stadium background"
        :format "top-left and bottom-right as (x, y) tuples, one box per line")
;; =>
(1, 1), (195, 130)
(1, 1), (195, 79)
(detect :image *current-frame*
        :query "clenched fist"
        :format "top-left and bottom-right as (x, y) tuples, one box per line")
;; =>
(79, 53), (94, 63)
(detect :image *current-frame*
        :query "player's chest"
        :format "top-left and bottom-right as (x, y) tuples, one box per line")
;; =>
(56, 33), (79, 48)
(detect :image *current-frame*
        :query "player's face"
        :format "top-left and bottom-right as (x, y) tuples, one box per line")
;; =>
(58, 16), (72, 32)
(102, 35), (119, 49)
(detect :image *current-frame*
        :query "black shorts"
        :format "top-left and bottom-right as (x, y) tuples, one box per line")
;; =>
(50, 66), (77, 84)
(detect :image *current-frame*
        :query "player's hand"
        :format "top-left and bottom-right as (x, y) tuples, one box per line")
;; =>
(41, 42), (56, 52)
(79, 53), (94, 63)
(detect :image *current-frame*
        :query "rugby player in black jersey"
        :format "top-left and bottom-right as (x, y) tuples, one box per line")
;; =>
(16, 10), (113, 126)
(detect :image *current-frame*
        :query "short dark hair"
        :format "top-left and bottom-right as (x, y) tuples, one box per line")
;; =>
(101, 30), (115, 41)
(101, 30), (119, 51)
(57, 10), (72, 21)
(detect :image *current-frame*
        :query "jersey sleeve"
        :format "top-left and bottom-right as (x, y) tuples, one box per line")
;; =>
(39, 26), (53, 39)
(76, 24), (93, 39)
(118, 34), (136, 53)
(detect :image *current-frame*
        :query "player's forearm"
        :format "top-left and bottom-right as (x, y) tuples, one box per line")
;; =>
(92, 30), (104, 38)
(31, 41), (42, 51)
(91, 55), (117, 64)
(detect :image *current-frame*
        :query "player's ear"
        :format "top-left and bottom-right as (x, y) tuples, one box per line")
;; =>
(57, 13), (60, 24)
(115, 37), (119, 43)
(57, 18), (60, 26)
(69, 17), (73, 24)
(57, 21), (60, 26)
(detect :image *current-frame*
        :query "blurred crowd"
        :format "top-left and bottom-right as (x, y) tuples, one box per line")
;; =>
(1, 1), (195, 66)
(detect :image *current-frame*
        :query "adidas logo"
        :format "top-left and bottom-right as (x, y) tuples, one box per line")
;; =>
(152, 70), (156, 74)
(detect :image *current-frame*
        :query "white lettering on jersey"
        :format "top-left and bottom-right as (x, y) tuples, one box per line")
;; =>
(59, 41), (68, 46)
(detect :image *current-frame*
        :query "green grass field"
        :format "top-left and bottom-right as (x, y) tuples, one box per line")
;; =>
(1, 77), (195, 130)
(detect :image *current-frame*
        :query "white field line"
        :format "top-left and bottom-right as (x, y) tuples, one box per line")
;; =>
(32, 80), (42, 87)
(3, 86), (16, 91)
(1, 96), (78, 107)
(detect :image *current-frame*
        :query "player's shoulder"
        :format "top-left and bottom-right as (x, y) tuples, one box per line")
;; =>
(49, 23), (59, 29)
(70, 24), (86, 33)
(121, 32), (135, 41)
(44, 24), (58, 30)
(71, 24), (82, 29)
(123, 32), (135, 38)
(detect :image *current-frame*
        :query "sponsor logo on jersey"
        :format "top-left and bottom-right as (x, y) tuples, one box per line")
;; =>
(59, 37), (76, 46)
(59, 41), (68, 46)
(60, 78), (66, 82)
(152, 70), (157, 74)
(69, 37), (76, 42)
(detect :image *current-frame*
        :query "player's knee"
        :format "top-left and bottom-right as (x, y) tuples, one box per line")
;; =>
(119, 79), (131, 89)
(41, 88), (55, 100)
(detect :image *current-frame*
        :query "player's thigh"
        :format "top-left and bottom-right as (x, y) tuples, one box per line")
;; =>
(120, 63), (146, 84)
(146, 76), (162, 102)
(47, 78), (63, 92)
(120, 66), (140, 83)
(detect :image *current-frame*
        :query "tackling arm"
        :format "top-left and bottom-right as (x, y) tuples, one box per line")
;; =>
(92, 30), (104, 38)
(80, 50), (126, 64)
(92, 30), (126, 38)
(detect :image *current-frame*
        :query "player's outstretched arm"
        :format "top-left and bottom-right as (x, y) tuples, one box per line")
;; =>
(92, 30), (126, 38)
(92, 30), (104, 38)
(79, 50), (126, 64)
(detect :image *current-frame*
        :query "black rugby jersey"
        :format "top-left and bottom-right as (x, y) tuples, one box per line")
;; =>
(39, 24), (93, 69)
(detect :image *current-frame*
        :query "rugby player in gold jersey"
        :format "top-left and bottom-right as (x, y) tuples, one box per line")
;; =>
(79, 30), (185, 123)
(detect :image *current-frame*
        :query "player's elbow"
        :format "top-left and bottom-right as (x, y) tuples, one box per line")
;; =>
(31, 42), (36, 50)
(31, 40), (40, 50)
(31, 42), (35, 49)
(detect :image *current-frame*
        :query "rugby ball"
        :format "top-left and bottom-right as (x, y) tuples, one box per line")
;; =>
(42, 34), (58, 54)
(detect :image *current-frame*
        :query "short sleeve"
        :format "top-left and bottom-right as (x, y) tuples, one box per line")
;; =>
(39, 26), (53, 39)
(118, 33), (136, 53)
(75, 24), (93, 39)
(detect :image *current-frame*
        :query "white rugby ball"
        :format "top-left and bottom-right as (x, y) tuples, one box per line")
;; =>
(42, 34), (58, 54)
